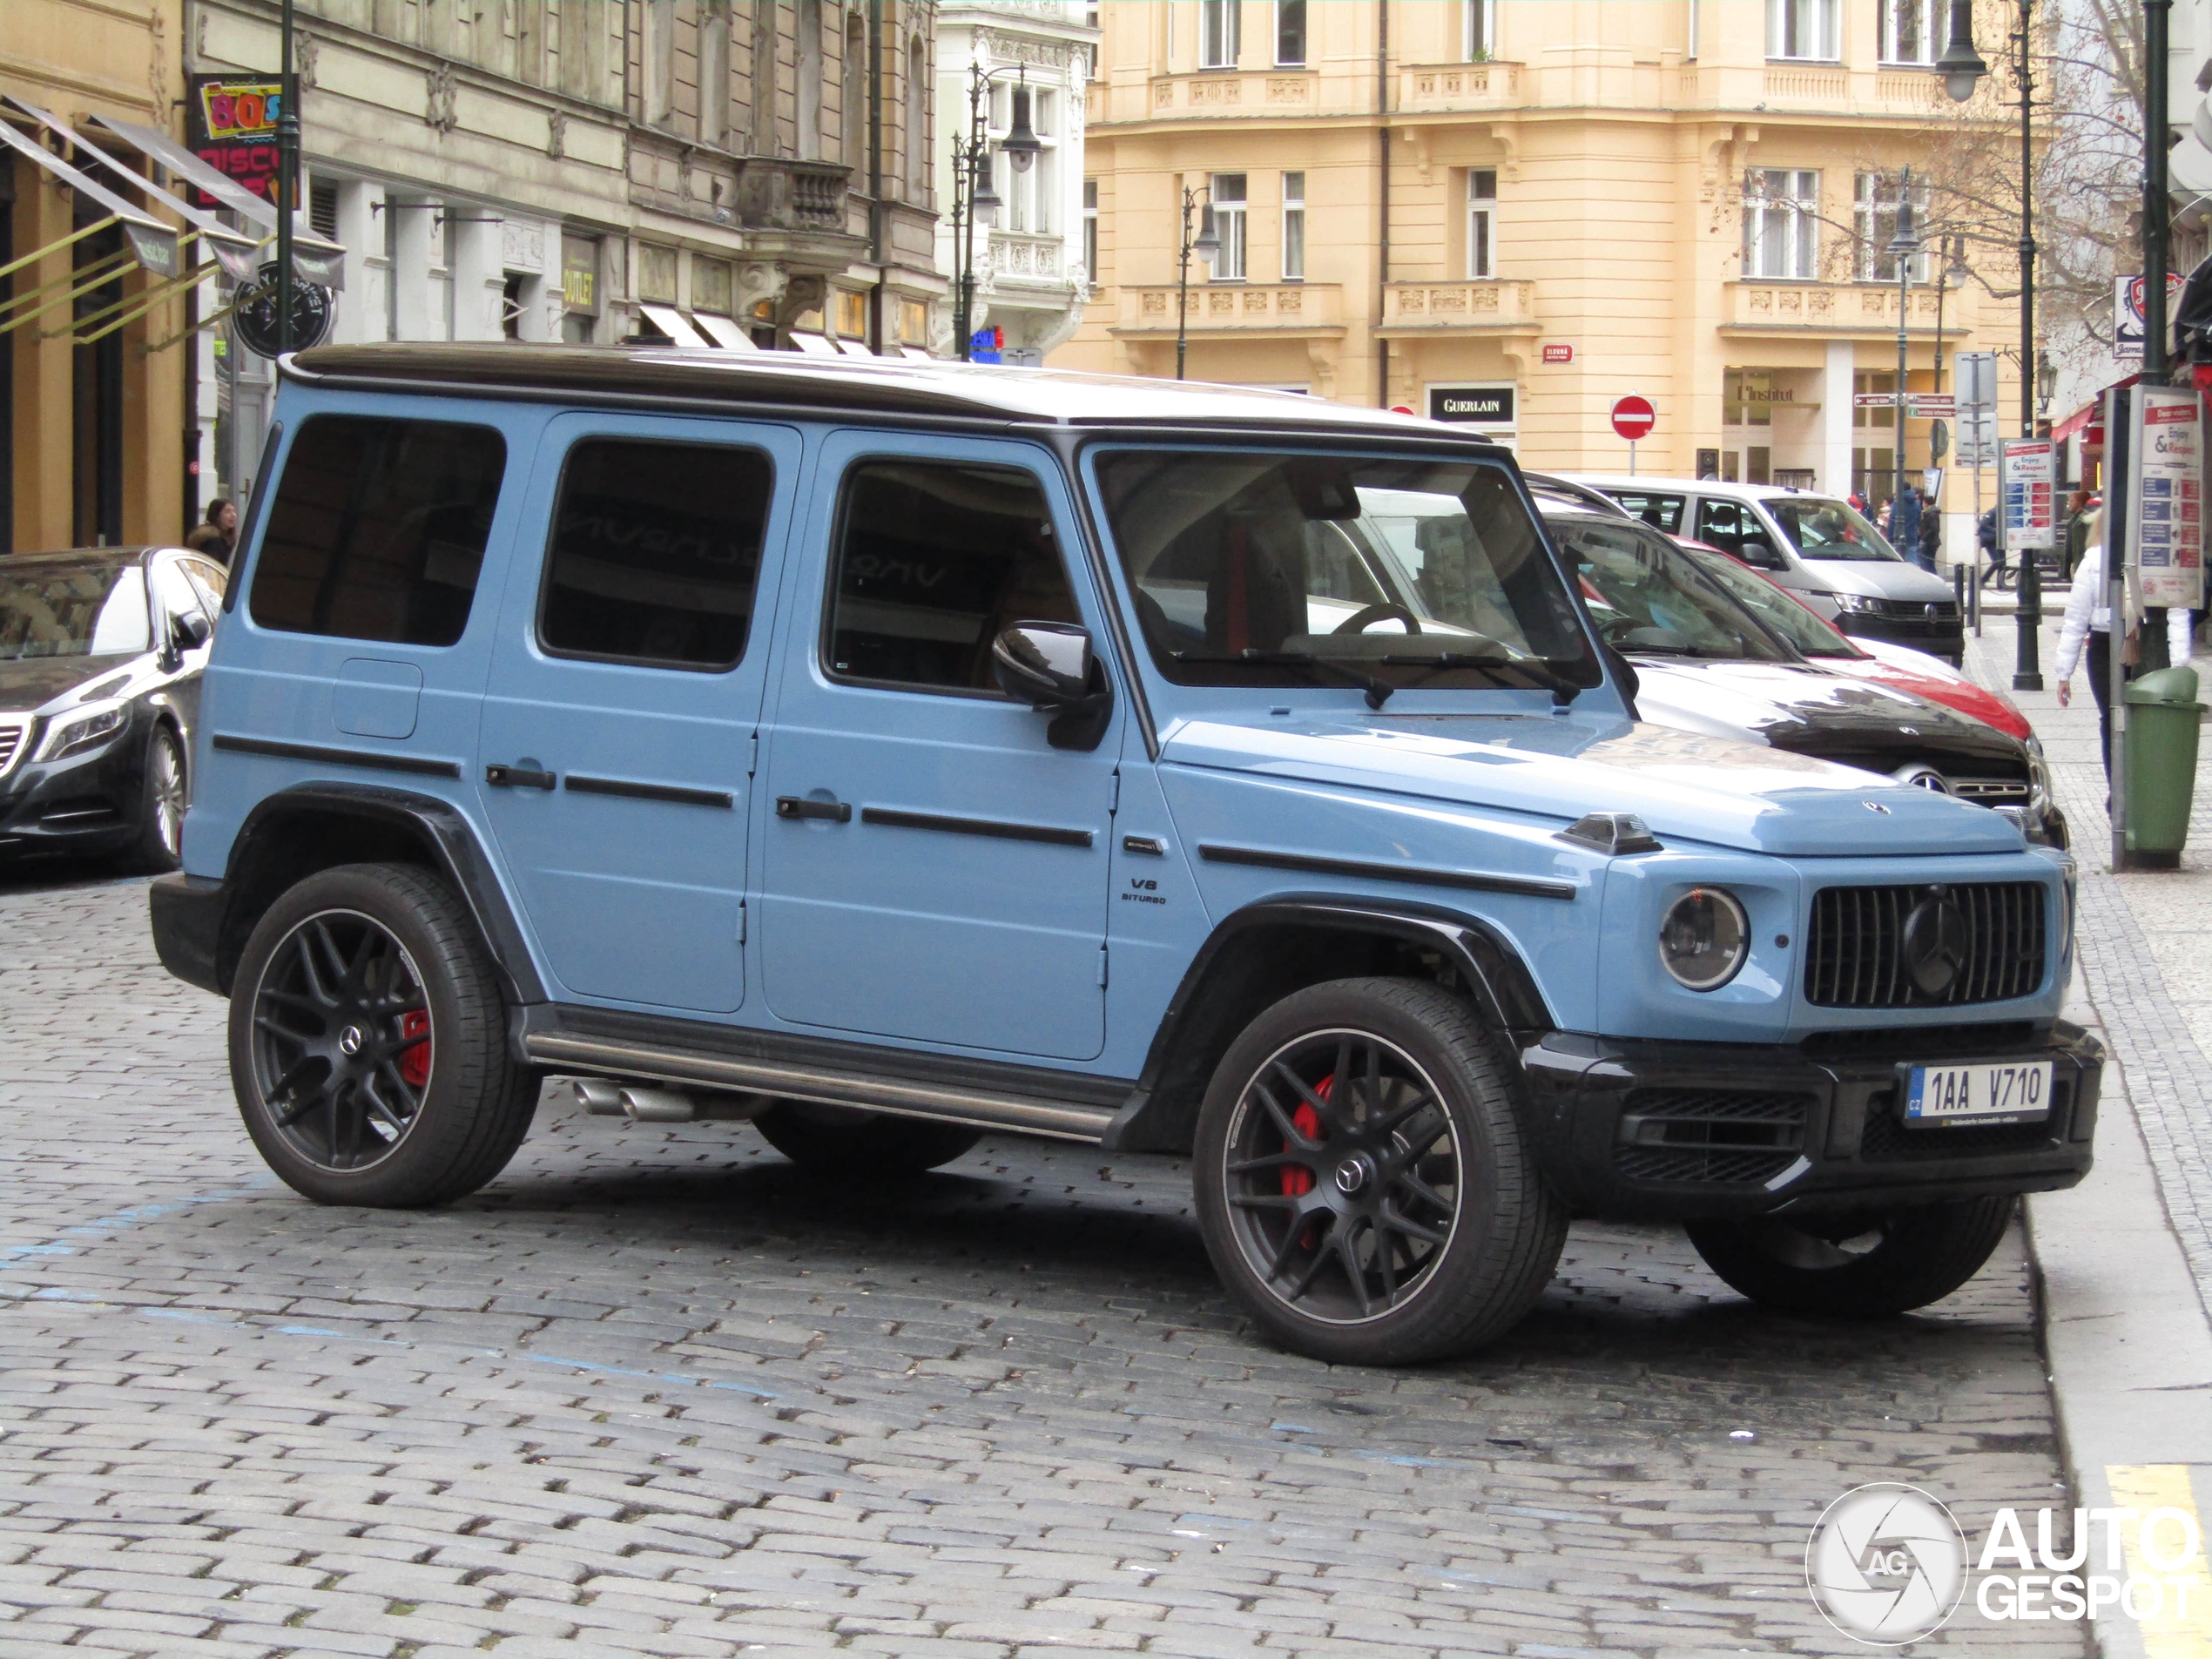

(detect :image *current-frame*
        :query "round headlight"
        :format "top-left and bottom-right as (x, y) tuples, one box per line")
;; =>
(1658, 887), (1750, 991)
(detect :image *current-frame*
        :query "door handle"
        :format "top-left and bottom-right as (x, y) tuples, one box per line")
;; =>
(776, 795), (852, 823)
(486, 763), (556, 790)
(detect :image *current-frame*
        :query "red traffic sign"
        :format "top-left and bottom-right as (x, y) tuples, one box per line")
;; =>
(1611, 395), (1656, 441)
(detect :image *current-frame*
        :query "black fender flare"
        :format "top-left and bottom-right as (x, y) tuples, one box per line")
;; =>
(1100, 894), (1556, 1153)
(202, 780), (545, 1004)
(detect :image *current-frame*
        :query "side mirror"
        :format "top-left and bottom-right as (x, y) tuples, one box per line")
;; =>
(1740, 537), (1782, 568)
(176, 610), (212, 650)
(992, 621), (1114, 752)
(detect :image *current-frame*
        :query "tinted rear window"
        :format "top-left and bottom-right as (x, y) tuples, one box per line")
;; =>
(250, 415), (506, 646)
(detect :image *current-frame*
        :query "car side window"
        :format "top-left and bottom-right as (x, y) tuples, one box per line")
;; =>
(150, 560), (206, 632)
(249, 415), (506, 648)
(1611, 490), (1685, 534)
(824, 459), (1079, 694)
(537, 438), (773, 671)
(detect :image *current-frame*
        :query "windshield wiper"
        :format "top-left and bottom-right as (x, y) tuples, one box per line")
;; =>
(1171, 649), (1397, 710)
(1378, 651), (1586, 705)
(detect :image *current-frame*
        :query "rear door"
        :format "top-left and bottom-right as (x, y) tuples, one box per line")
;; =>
(474, 414), (799, 1015)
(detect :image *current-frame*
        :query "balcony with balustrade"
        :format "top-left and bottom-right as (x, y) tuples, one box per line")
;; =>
(1377, 279), (1537, 336)
(1726, 280), (1983, 339)
(1112, 282), (1344, 338)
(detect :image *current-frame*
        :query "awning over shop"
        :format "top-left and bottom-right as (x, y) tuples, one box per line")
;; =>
(637, 301), (711, 347)
(788, 331), (840, 356)
(2053, 374), (2139, 445)
(691, 311), (758, 351)
(83, 111), (346, 289)
(0, 115), (179, 277)
(3, 97), (262, 282)
(900, 346), (933, 361)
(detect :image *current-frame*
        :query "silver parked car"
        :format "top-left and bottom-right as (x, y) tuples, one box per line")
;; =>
(1562, 475), (1964, 664)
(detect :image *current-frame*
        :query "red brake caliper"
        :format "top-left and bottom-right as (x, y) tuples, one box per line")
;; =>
(1280, 1078), (1329, 1250)
(399, 1009), (431, 1089)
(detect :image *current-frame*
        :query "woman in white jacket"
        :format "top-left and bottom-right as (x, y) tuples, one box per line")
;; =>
(2053, 507), (2195, 779)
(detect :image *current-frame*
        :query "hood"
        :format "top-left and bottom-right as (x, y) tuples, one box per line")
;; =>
(1826, 655), (2033, 740)
(1158, 709), (2028, 858)
(0, 654), (133, 715)
(1799, 558), (1956, 602)
(1626, 659), (2026, 771)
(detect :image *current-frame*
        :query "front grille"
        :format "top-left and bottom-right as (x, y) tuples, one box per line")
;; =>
(1858, 1082), (2068, 1162)
(1805, 882), (2047, 1008)
(1865, 597), (1961, 620)
(1612, 1088), (1813, 1185)
(0, 720), (23, 779)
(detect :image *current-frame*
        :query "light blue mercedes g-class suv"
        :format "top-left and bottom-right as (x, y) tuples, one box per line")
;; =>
(151, 345), (2099, 1366)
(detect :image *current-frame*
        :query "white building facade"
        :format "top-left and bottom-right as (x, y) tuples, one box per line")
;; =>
(931, 1), (1096, 362)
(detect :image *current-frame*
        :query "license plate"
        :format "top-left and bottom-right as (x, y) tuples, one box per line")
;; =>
(1903, 1060), (2054, 1126)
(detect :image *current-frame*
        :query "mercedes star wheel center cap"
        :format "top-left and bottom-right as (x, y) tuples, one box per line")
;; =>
(339, 1026), (366, 1057)
(1334, 1157), (1372, 1197)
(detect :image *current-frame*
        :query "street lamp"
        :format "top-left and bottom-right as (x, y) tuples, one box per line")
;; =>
(949, 64), (1036, 362)
(1935, 0), (1988, 103)
(1176, 186), (1218, 381)
(1888, 167), (1921, 516)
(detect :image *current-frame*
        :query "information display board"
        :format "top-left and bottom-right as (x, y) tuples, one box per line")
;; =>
(1999, 438), (2056, 553)
(2132, 386), (2206, 610)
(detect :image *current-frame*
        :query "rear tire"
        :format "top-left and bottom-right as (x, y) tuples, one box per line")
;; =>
(753, 1102), (983, 1175)
(1192, 976), (1566, 1366)
(1684, 1197), (2014, 1318)
(229, 862), (538, 1207)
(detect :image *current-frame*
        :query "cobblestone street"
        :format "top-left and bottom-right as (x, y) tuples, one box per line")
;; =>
(0, 870), (2086, 1657)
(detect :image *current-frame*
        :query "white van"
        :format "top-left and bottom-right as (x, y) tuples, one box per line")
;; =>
(1561, 474), (1964, 664)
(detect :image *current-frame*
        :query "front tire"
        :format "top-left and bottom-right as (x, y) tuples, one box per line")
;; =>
(1684, 1197), (2014, 1318)
(228, 862), (539, 1207)
(130, 724), (186, 873)
(753, 1102), (983, 1176)
(1193, 977), (1566, 1366)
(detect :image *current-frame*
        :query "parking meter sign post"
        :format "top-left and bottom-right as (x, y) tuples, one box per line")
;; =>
(2000, 436), (2054, 695)
(1612, 395), (1656, 475)
(1957, 352), (2000, 630)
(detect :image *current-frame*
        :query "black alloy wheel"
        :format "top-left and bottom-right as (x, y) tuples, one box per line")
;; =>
(249, 907), (434, 1171)
(1218, 1028), (1462, 1325)
(1194, 978), (1566, 1366)
(229, 863), (539, 1207)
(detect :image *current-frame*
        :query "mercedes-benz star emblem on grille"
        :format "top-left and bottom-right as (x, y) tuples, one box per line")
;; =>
(1902, 889), (1969, 997)
(1892, 763), (1952, 792)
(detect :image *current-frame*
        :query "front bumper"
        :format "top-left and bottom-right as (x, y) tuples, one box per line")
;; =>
(1519, 1020), (2101, 1220)
(0, 719), (146, 856)
(1837, 610), (1966, 664)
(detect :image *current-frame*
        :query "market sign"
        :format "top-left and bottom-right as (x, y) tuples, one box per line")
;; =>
(186, 75), (283, 209)
(1999, 437), (2056, 553)
(561, 233), (599, 314)
(1430, 385), (1514, 424)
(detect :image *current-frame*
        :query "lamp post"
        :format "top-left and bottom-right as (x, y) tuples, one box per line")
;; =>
(1175, 185), (1219, 381)
(948, 63), (1039, 362)
(1937, 0), (2042, 688)
(1888, 168), (1920, 523)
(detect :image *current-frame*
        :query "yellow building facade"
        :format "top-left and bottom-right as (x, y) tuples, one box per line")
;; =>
(3, 0), (190, 552)
(1065, 0), (2020, 504)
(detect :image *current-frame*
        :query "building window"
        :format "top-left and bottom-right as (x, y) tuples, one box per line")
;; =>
(1854, 172), (1932, 281)
(1742, 168), (1818, 280)
(1210, 173), (1247, 280)
(1281, 172), (1305, 280)
(1201, 0), (1240, 67)
(308, 179), (340, 239)
(695, 256), (735, 316)
(1467, 169), (1497, 279)
(637, 243), (678, 304)
(1880, 0), (1932, 62)
(1276, 0), (1306, 65)
(1767, 0), (1838, 59)
(990, 84), (1056, 234)
(1082, 178), (1099, 280)
(1467, 0), (1493, 60)
(1853, 369), (1898, 430)
(1688, 0), (1699, 57)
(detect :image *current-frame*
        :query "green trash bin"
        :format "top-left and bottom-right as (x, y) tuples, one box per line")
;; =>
(2123, 665), (2206, 867)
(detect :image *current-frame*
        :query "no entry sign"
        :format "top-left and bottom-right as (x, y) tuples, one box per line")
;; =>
(1611, 395), (1656, 441)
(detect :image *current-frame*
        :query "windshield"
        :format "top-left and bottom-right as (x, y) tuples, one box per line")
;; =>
(1095, 450), (1598, 693)
(0, 559), (149, 661)
(1678, 543), (1863, 659)
(1549, 516), (1791, 663)
(1769, 496), (1902, 563)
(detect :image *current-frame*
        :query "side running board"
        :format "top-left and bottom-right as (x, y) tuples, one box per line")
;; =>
(522, 1029), (1123, 1143)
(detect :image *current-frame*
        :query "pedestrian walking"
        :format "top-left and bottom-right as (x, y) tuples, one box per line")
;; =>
(1847, 489), (1870, 517)
(1978, 506), (2007, 590)
(1918, 502), (1941, 572)
(2054, 506), (2195, 783)
(185, 498), (238, 566)
(1886, 481), (1926, 570)
(2062, 489), (2093, 580)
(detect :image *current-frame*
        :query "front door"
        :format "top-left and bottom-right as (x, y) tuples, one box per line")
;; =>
(475, 414), (799, 1015)
(759, 434), (1119, 1061)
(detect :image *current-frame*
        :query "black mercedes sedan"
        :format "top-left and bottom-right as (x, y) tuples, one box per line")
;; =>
(1523, 478), (2066, 848)
(0, 546), (225, 870)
